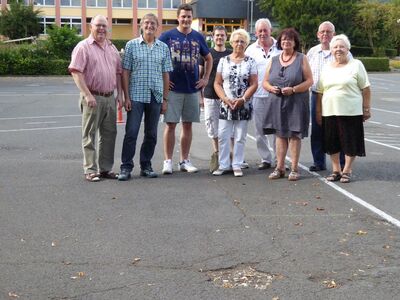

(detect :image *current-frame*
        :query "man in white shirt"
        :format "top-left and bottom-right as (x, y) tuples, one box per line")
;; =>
(245, 18), (281, 170)
(307, 21), (348, 171)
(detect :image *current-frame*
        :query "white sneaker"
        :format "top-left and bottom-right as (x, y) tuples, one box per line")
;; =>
(178, 159), (198, 173)
(233, 168), (243, 177)
(162, 159), (173, 174)
(241, 161), (249, 169)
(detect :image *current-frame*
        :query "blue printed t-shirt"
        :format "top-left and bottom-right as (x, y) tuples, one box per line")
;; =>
(159, 28), (210, 94)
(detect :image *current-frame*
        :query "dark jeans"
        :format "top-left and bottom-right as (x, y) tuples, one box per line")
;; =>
(120, 94), (161, 172)
(310, 92), (345, 168)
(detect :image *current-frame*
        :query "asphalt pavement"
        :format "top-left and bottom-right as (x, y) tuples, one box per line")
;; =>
(0, 76), (399, 300)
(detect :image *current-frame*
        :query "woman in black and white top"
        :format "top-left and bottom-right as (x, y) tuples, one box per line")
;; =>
(213, 29), (258, 177)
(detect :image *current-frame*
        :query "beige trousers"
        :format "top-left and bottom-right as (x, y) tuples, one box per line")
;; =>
(80, 93), (117, 174)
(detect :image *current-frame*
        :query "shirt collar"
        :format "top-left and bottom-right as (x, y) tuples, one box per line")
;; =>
(255, 37), (278, 51)
(139, 35), (160, 46)
(88, 34), (111, 46)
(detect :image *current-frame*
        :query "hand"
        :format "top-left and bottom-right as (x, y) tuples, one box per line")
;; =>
(116, 94), (123, 110)
(363, 110), (371, 122)
(124, 98), (132, 112)
(281, 87), (294, 96)
(232, 98), (245, 110)
(195, 78), (208, 89)
(85, 94), (97, 108)
(161, 101), (168, 114)
(169, 81), (175, 90)
(270, 86), (282, 95)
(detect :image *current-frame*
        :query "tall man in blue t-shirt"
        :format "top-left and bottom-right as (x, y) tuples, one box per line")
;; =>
(159, 3), (213, 174)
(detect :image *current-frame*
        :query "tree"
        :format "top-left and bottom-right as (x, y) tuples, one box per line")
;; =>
(257, 0), (359, 49)
(0, 0), (42, 40)
(355, 0), (398, 55)
(45, 25), (82, 59)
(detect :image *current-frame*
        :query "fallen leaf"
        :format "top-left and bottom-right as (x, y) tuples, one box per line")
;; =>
(316, 207), (325, 211)
(272, 297), (280, 300)
(356, 230), (367, 235)
(8, 292), (20, 298)
(62, 260), (72, 265)
(132, 257), (141, 265)
(315, 196), (321, 199)
(327, 280), (337, 288)
(233, 199), (240, 205)
(383, 245), (391, 249)
(295, 201), (308, 206)
(294, 222), (303, 226)
(77, 271), (85, 277)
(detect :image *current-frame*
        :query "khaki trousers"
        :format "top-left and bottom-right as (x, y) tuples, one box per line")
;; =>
(80, 93), (117, 174)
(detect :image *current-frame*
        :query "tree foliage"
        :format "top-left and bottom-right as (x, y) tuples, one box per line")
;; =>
(355, 0), (400, 55)
(0, 0), (42, 40)
(45, 25), (82, 60)
(257, 0), (359, 49)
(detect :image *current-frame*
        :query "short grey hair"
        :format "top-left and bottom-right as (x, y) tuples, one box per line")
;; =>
(319, 21), (335, 33)
(229, 29), (250, 46)
(330, 34), (351, 50)
(254, 18), (272, 31)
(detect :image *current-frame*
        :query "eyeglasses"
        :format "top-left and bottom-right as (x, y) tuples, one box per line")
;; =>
(279, 66), (286, 77)
(93, 24), (107, 28)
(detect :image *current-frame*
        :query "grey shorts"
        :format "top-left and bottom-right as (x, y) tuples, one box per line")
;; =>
(164, 91), (200, 123)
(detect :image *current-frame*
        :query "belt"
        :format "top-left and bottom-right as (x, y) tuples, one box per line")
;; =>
(90, 90), (114, 97)
(311, 91), (318, 94)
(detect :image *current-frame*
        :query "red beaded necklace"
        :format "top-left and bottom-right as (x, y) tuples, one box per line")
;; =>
(281, 51), (295, 63)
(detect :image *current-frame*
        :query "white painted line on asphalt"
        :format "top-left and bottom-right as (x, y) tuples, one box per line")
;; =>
(25, 121), (57, 125)
(0, 114), (81, 121)
(372, 108), (400, 114)
(367, 121), (382, 125)
(0, 126), (81, 133)
(386, 124), (400, 128)
(365, 138), (400, 151)
(247, 133), (400, 228)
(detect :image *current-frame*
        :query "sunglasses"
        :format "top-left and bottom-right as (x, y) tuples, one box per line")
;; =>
(279, 66), (286, 77)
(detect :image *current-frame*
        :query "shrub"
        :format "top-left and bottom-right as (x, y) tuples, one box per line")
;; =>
(385, 48), (397, 58)
(111, 39), (128, 51)
(45, 26), (82, 60)
(390, 59), (400, 70)
(358, 57), (390, 72)
(351, 46), (373, 57)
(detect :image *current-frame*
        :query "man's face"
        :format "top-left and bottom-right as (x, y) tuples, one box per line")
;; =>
(177, 9), (192, 30)
(141, 17), (158, 36)
(90, 16), (108, 42)
(255, 22), (271, 43)
(317, 23), (334, 45)
(213, 29), (227, 47)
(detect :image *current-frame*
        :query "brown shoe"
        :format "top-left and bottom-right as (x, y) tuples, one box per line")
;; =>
(85, 173), (100, 182)
(268, 168), (285, 179)
(99, 171), (118, 179)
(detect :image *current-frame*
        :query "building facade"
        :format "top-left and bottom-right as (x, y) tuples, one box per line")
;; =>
(0, 0), (266, 39)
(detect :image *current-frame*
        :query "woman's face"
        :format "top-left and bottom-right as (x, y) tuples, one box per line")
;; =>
(231, 35), (247, 53)
(280, 35), (295, 51)
(331, 39), (349, 61)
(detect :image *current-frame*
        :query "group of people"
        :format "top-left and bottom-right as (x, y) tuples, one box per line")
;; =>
(69, 4), (371, 184)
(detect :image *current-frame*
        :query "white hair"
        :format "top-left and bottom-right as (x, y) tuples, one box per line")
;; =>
(255, 18), (272, 31)
(330, 34), (351, 50)
(319, 21), (335, 33)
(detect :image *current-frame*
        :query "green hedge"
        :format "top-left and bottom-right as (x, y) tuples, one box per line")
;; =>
(111, 39), (128, 51)
(352, 46), (398, 58)
(358, 57), (390, 72)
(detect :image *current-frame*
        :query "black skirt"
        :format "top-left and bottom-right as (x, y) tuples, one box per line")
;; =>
(322, 115), (366, 157)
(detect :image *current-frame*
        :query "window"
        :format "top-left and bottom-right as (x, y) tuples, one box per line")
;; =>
(138, 0), (156, 8)
(163, 0), (179, 9)
(87, 0), (106, 7)
(112, 19), (132, 24)
(162, 19), (178, 25)
(112, 0), (132, 8)
(39, 17), (55, 34)
(34, 0), (55, 5)
(61, 18), (82, 35)
(61, 0), (81, 6)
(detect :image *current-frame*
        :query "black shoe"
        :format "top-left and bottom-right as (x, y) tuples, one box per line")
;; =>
(258, 162), (271, 170)
(309, 165), (326, 172)
(140, 168), (158, 178)
(118, 169), (131, 181)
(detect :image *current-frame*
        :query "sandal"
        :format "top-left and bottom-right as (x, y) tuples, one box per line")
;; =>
(340, 173), (352, 183)
(268, 168), (285, 179)
(288, 170), (299, 181)
(99, 171), (118, 179)
(326, 172), (341, 182)
(85, 173), (100, 182)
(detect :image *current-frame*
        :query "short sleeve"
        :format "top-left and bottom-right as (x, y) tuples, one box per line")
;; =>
(249, 58), (257, 75)
(198, 34), (210, 57)
(162, 44), (173, 73)
(122, 41), (133, 70)
(356, 60), (370, 89)
(68, 43), (86, 73)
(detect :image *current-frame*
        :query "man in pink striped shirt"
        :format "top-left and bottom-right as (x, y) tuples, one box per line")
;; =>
(69, 15), (123, 182)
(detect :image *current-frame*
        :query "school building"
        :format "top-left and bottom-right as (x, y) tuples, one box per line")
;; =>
(0, 0), (266, 39)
